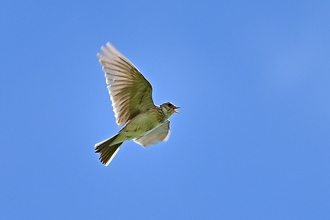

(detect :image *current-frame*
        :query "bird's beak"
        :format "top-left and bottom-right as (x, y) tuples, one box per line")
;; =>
(173, 106), (180, 114)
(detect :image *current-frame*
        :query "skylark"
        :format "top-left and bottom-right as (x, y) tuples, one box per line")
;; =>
(95, 42), (179, 166)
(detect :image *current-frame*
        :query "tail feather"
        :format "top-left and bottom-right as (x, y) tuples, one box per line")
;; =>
(95, 134), (123, 166)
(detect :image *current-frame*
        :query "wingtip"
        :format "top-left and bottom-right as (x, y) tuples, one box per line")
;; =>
(96, 52), (102, 59)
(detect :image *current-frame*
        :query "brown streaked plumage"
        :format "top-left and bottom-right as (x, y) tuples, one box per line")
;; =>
(95, 42), (179, 166)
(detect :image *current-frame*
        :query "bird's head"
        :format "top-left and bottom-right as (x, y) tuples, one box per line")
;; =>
(160, 102), (180, 119)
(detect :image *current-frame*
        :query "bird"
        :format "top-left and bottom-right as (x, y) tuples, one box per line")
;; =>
(95, 42), (180, 166)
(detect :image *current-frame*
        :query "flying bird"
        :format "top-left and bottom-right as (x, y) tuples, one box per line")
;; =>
(95, 42), (180, 166)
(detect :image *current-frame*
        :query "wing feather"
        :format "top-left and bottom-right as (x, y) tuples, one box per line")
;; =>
(97, 42), (154, 126)
(133, 120), (171, 147)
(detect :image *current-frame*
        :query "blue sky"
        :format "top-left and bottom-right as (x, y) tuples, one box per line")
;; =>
(1, 0), (330, 219)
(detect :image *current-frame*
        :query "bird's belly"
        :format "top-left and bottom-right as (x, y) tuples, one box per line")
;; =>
(117, 112), (160, 141)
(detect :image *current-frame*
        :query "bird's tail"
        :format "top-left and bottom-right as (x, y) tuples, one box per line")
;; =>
(95, 134), (123, 166)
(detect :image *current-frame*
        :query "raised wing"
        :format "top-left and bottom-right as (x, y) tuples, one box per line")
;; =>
(133, 120), (171, 147)
(97, 42), (155, 126)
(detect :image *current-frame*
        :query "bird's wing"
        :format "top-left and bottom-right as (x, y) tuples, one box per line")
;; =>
(133, 120), (171, 147)
(97, 42), (154, 126)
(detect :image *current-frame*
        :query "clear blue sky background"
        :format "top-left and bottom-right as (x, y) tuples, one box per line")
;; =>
(1, 0), (330, 219)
